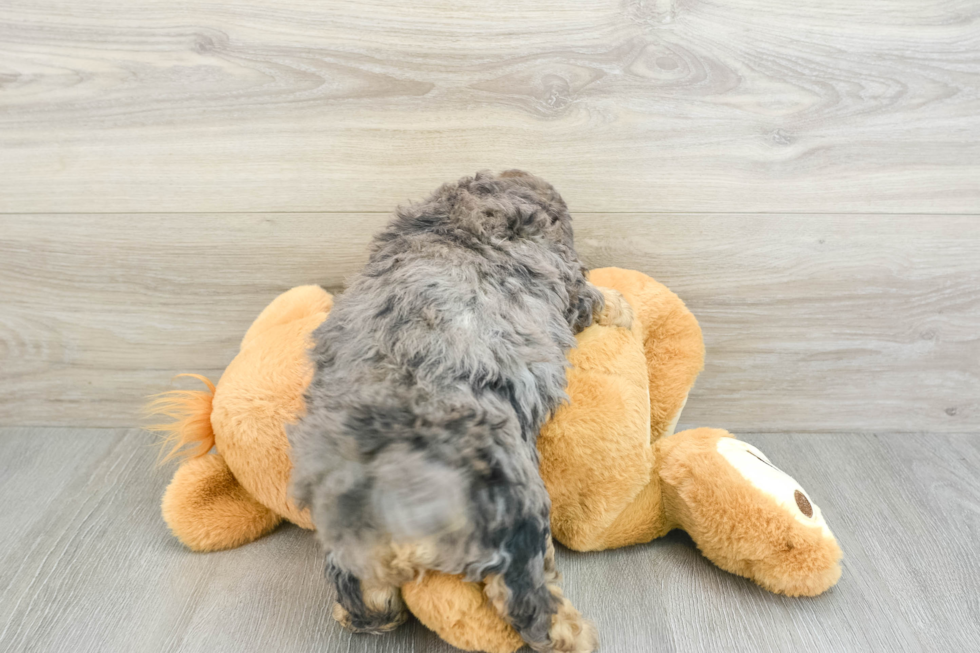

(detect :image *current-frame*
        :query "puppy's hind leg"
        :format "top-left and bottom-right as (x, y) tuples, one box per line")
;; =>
(484, 525), (598, 653)
(540, 540), (599, 653)
(327, 559), (408, 634)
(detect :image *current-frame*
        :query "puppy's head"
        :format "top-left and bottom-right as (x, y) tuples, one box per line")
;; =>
(442, 170), (575, 247)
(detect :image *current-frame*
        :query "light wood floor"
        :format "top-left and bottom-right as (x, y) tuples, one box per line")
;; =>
(1, 427), (978, 652)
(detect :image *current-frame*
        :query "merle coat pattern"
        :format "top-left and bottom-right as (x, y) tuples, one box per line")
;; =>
(289, 170), (608, 652)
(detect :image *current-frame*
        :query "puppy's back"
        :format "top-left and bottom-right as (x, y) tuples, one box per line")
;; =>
(291, 172), (584, 557)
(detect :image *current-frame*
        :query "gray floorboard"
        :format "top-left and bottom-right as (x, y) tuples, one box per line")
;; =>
(1, 428), (978, 652)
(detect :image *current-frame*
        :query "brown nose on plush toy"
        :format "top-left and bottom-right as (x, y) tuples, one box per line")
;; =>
(148, 268), (842, 653)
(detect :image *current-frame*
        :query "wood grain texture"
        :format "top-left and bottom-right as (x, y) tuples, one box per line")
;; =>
(2, 214), (978, 431)
(1, 0), (979, 213)
(1, 428), (978, 652)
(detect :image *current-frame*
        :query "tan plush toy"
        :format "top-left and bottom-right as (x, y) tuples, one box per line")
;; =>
(149, 268), (842, 653)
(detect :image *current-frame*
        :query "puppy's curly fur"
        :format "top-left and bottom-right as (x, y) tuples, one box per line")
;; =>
(290, 170), (614, 652)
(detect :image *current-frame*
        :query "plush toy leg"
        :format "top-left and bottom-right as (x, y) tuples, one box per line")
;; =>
(162, 452), (282, 552)
(587, 268), (704, 441)
(544, 269), (705, 552)
(403, 574), (524, 653)
(656, 428), (842, 597)
(403, 540), (598, 653)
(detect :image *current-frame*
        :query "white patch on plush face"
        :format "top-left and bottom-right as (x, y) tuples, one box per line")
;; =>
(716, 438), (833, 539)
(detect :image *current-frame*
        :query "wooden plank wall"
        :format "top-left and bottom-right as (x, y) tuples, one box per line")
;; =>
(2, 215), (977, 431)
(1, 1), (978, 430)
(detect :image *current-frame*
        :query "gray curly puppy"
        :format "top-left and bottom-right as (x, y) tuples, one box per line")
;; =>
(289, 170), (630, 652)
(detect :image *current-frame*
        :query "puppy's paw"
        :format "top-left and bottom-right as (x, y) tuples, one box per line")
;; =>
(595, 287), (633, 330)
(332, 601), (407, 635)
(547, 596), (599, 653)
(332, 602), (355, 630)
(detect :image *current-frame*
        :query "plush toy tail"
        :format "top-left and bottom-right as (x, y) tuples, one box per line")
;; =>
(143, 374), (216, 463)
(146, 373), (283, 551)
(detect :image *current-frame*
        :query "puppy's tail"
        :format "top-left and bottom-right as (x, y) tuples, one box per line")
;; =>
(143, 374), (216, 463)
(372, 446), (468, 541)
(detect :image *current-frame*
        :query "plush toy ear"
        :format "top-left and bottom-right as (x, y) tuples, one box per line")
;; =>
(162, 453), (282, 552)
(401, 573), (523, 653)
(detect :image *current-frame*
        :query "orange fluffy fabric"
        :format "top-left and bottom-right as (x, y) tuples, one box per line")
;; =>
(144, 374), (216, 462)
